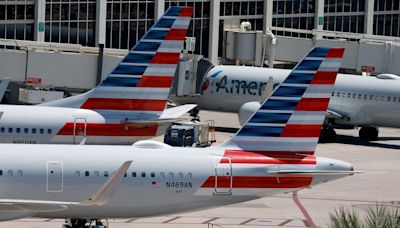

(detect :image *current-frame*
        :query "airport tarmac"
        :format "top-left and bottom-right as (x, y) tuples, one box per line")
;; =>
(1, 110), (399, 228)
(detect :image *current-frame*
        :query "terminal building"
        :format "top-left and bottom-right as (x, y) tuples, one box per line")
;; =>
(1, 0), (399, 63)
(0, 0), (400, 102)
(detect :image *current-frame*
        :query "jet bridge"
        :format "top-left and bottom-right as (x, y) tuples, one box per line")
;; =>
(222, 26), (400, 76)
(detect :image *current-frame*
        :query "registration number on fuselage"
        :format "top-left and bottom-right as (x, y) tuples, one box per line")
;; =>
(166, 181), (193, 189)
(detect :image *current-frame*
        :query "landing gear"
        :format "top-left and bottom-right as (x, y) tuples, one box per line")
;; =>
(319, 128), (337, 143)
(63, 219), (108, 228)
(359, 127), (379, 141)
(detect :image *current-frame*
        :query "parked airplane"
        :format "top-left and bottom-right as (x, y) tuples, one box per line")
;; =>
(0, 78), (9, 102)
(0, 6), (195, 145)
(0, 47), (354, 228)
(172, 61), (400, 142)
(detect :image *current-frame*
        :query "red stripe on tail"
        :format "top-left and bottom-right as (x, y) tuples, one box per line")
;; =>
(311, 71), (338, 84)
(295, 98), (330, 111)
(151, 52), (180, 64)
(280, 124), (322, 137)
(137, 76), (174, 88)
(165, 29), (187, 41)
(81, 98), (166, 111)
(326, 48), (345, 58)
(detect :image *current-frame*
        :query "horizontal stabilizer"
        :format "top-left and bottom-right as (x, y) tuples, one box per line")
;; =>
(159, 104), (197, 119)
(268, 170), (359, 176)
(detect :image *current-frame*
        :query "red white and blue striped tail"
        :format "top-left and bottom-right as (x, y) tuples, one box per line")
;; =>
(42, 6), (193, 123)
(220, 47), (345, 155)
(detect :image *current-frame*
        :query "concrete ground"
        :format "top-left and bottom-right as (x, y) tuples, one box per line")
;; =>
(1, 110), (399, 228)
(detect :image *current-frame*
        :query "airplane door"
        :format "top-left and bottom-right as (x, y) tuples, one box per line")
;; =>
(73, 118), (87, 144)
(47, 161), (63, 192)
(214, 157), (232, 194)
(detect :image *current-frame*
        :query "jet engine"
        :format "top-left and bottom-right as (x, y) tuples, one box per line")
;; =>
(238, 101), (261, 126)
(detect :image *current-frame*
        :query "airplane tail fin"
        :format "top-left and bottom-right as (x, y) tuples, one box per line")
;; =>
(219, 47), (345, 155)
(0, 77), (10, 101)
(41, 6), (192, 122)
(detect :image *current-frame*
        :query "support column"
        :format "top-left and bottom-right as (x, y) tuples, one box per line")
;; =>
(208, 0), (220, 64)
(263, 0), (273, 33)
(96, 0), (107, 47)
(314, 0), (325, 39)
(155, 0), (165, 19)
(34, 0), (46, 42)
(364, 0), (374, 34)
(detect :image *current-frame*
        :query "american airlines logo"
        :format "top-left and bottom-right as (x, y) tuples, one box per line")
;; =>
(214, 75), (278, 96)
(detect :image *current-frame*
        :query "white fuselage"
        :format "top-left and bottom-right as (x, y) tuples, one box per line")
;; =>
(0, 105), (166, 145)
(172, 66), (400, 128)
(0, 144), (352, 220)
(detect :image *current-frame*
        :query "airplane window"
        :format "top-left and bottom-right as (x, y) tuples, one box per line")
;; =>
(375, 95), (379, 101)
(151, 172), (155, 178)
(32, 128), (36, 134)
(17, 170), (22, 176)
(40, 129), (44, 134)
(0, 170), (2, 176)
(169, 172), (174, 178)
(336, 92), (340, 97)
(141, 172), (146, 178)
(7, 170), (12, 176)
(331, 92), (334, 97)
(124, 172), (127, 178)
(178, 172), (183, 178)
(132, 172), (136, 177)
(48, 129), (52, 134)
(364, 94), (368, 100)
(0, 127), (4, 133)
(358, 94), (362, 99)
(381, 96), (385, 101)
(75, 171), (80, 177)
(24, 128), (28, 133)
(8, 128), (12, 133)
(352, 94), (356, 99)
(394, 97), (397, 102)
(370, 95), (373, 100)
(94, 171), (99, 177)
(16, 128), (21, 133)
(85, 171), (90, 177)
(347, 93), (351, 98)
(388, 97), (391, 102)
(160, 172), (165, 178)
(187, 172), (192, 178)
(104, 171), (109, 177)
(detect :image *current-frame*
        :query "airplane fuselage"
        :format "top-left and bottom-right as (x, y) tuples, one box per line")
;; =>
(171, 66), (400, 128)
(0, 144), (351, 220)
(0, 105), (166, 145)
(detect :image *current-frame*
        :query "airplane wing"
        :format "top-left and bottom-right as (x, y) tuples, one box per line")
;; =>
(0, 77), (10, 101)
(0, 161), (132, 213)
